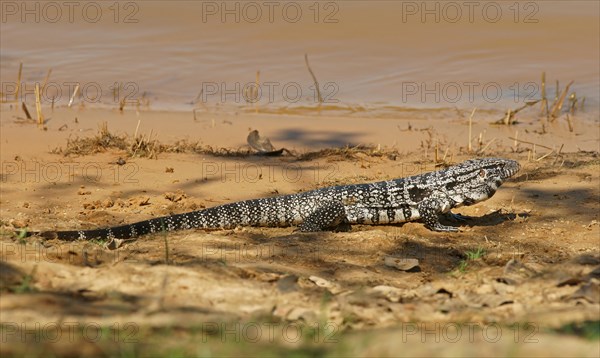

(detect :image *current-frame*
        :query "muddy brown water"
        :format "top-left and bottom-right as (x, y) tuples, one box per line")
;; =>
(1, 1), (598, 117)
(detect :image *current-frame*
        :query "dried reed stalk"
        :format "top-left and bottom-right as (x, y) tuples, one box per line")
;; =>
(254, 70), (260, 113)
(34, 84), (44, 125)
(68, 84), (80, 107)
(15, 63), (22, 102)
(539, 72), (549, 119)
(550, 80), (573, 120)
(565, 114), (574, 132)
(468, 108), (476, 152)
(21, 102), (32, 120)
(508, 137), (553, 150)
(41, 69), (52, 93)
(304, 54), (323, 105)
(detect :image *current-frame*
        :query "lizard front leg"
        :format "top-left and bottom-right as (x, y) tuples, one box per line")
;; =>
(417, 198), (459, 232)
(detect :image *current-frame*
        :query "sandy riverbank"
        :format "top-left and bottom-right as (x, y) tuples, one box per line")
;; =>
(1, 106), (598, 356)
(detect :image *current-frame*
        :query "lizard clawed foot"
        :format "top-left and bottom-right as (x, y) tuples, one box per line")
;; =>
(445, 212), (473, 222)
(429, 223), (460, 232)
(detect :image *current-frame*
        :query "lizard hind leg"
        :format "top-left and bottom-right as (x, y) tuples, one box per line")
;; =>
(297, 201), (350, 232)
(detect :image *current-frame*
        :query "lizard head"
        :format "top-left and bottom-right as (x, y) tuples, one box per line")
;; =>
(449, 158), (520, 206)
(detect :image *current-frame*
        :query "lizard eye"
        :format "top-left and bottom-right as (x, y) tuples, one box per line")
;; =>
(479, 169), (487, 178)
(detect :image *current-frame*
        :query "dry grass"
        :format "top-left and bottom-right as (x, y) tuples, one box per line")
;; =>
(52, 123), (260, 158)
(53, 123), (129, 156)
(51, 124), (411, 162)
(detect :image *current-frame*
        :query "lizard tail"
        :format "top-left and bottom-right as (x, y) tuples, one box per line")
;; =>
(20, 211), (211, 241)
(18, 197), (290, 241)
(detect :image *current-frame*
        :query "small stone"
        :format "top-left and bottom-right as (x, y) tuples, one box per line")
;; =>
(102, 198), (114, 208)
(475, 284), (494, 295)
(384, 256), (420, 271)
(277, 275), (299, 293)
(373, 285), (403, 303)
(137, 197), (151, 206)
(83, 202), (95, 210)
(164, 191), (186, 202)
(309, 276), (344, 294)
(11, 219), (29, 228)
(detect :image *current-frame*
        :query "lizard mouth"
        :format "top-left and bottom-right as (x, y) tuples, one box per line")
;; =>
(502, 160), (521, 179)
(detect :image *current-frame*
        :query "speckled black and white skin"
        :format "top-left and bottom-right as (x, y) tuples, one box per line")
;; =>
(30, 158), (520, 241)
